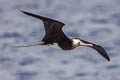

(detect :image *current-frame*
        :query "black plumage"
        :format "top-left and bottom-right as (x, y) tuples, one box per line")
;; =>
(20, 11), (72, 50)
(18, 10), (110, 61)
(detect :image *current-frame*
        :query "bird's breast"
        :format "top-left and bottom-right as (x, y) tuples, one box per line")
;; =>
(71, 39), (79, 49)
(71, 44), (79, 49)
(48, 43), (62, 50)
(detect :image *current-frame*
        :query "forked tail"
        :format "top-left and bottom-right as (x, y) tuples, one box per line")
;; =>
(15, 42), (44, 48)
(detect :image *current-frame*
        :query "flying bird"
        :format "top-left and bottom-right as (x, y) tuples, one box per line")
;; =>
(18, 10), (110, 61)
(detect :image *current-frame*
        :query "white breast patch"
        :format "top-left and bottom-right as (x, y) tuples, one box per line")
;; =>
(73, 39), (93, 47)
(48, 43), (61, 50)
(73, 39), (80, 45)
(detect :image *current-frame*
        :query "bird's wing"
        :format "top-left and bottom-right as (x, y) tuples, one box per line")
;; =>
(80, 39), (110, 61)
(20, 10), (72, 48)
(20, 10), (65, 34)
(91, 44), (110, 61)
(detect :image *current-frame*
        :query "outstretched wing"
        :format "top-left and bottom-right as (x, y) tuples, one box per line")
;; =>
(80, 39), (110, 61)
(20, 10), (72, 49)
(91, 44), (110, 61)
(20, 10), (65, 34)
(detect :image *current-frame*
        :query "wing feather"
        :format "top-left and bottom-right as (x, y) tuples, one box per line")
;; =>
(20, 10), (72, 49)
(20, 10), (65, 33)
(80, 39), (110, 61)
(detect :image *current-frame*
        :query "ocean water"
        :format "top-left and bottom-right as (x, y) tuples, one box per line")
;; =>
(0, 0), (120, 80)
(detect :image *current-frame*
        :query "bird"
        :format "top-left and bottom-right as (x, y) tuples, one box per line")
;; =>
(17, 10), (110, 61)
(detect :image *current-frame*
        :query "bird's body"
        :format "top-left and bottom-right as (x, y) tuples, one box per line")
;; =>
(48, 42), (62, 50)
(18, 10), (110, 61)
(48, 38), (83, 50)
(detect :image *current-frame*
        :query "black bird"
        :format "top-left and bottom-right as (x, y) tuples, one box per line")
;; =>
(18, 10), (110, 61)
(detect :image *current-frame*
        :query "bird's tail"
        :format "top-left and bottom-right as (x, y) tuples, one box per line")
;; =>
(15, 42), (45, 48)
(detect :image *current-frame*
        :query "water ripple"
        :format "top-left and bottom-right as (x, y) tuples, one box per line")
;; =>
(16, 71), (37, 80)
(0, 32), (22, 38)
(106, 64), (120, 69)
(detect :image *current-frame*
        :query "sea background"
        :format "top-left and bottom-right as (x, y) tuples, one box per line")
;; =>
(0, 0), (120, 80)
